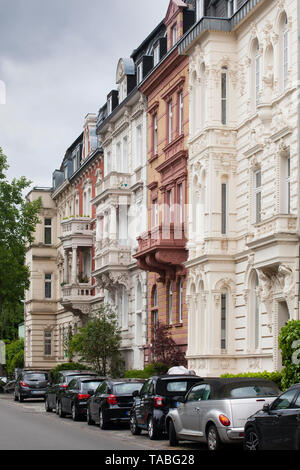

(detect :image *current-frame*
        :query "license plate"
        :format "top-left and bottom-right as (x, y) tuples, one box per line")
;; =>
(31, 391), (45, 394)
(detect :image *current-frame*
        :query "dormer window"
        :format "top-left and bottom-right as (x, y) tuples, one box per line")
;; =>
(171, 23), (178, 47)
(153, 44), (160, 67)
(119, 80), (126, 102)
(196, 0), (204, 21)
(107, 96), (112, 115)
(137, 62), (143, 84)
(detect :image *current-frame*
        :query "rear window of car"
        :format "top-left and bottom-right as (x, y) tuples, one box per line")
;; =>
(81, 381), (103, 392)
(224, 383), (279, 399)
(159, 379), (200, 396)
(113, 383), (144, 395)
(23, 373), (48, 381)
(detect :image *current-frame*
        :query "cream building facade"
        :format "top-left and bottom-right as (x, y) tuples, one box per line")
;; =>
(180, 0), (300, 376)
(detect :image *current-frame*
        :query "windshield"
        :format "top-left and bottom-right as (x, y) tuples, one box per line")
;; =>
(23, 373), (48, 381)
(113, 383), (144, 395)
(224, 383), (279, 399)
(81, 381), (103, 392)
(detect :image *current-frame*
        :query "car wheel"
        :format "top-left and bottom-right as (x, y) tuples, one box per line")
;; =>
(244, 427), (260, 451)
(71, 403), (79, 422)
(148, 416), (161, 440)
(207, 424), (222, 451)
(19, 395), (24, 403)
(55, 400), (59, 415)
(87, 407), (94, 425)
(58, 401), (66, 418)
(13, 391), (19, 402)
(130, 413), (141, 435)
(168, 420), (178, 447)
(45, 397), (52, 412)
(99, 409), (108, 430)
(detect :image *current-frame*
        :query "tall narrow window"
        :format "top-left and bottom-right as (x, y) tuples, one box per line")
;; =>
(221, 68), (227, 125)
(254, 272), (259, 350)
(152, 199), (159, 227)
(178, 279), (183, 323)
(137, 63), (143, 85)
(221, 293), (227, 350)
(168, 190), (173, 224)
(254, 169), (262, 223)
(255, 42), (261, 106)
(283, 16), (289, 90)
(171, 24), (177, 46)
(179, 183), (183, 224)
(136, 125), (142, 167)
(107, 97), (112, 115)
(45, 274), (52, 299)
(153, 114), (158, 155)
(116, 142), (121, 172)
(122, 137), (128, 173)
(44, 330), (52, 356)
(178, 92), (184, 135)
(153, 44), (160, 66)
(221, 183), (227, 235)
(44, 219), (52, 245)
(168, 100), (173, 143)
(168, 283), (173, 325)
(286, 153), (291, 214)
(106, 151), (111, 176)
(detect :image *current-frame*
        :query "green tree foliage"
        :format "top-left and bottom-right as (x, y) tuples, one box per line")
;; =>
(0, 148), (41, 317)
(0, 302), (24, 341)
(69, 305), (124, 377)
(5, 339), (24, 376)
(49, 362), (92, 383)
(278, 320), (300, 390)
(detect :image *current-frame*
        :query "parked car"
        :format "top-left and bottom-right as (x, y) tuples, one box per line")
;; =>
(3, 379), (16, 394)
(56, 376), (105, 421)
(14, 371), (50, 402)
(244, 383), (300, 450)
(45, 370), (98, 413)
(130, 374), (203, 440)
(166, 377), (280, 450)
(87, 379), (145, 429)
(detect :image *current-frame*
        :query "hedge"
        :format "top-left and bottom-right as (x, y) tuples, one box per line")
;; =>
(220, 371), (283, 389)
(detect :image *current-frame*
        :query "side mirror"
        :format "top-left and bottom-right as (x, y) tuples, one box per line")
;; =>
(132, 390), (140, 397)
(263, 403), (270, 413)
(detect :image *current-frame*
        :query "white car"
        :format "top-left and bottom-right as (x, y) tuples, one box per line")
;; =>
(166, 378), (280, 450)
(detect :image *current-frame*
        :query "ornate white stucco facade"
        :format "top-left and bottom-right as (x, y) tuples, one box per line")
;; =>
(182, 0), (300, 376)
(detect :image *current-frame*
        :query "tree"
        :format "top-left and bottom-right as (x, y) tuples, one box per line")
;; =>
(0, 302), (24, 341)
(69, 305), (124, 376)
(278, 320), (300, 390)
(0, 148), (41, 317)
(150, 322), (187, 368)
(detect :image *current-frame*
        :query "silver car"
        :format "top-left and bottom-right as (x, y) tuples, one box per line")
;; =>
(166, 378), (280, 450)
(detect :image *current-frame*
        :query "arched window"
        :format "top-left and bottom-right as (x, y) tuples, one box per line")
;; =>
(282, 13), (289, 90)
(168, 283), (173, 325)
(178, 279), (184, 323)
(221, 291), (227, 350)
(255, 41), (261, 106)
(136, 281), (142, 312)
(221, 67), (228, 125)
(252, 271), (260, 350)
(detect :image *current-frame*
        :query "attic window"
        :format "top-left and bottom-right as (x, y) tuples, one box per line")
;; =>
(196, 0), (204, 21)
(153, 44), (160, 66)
(137, 62), (143, 84)
(171, 23), (178, 47)
(107, 96), (112, 115)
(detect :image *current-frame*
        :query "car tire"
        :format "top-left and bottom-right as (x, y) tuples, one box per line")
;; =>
(130, 413), (141, 435)
(87, 407), (95, 425)
(58, 401), (66, 418)
(168, 420), (179, 447)
(99, 409), (109, 430)
(244, 427), (260, 451)
(45, 397), (52, 412)
(13, 391), (19, 402)
(207, 424), (222, 451)
(55, 400), (59, 415)
(19, 395), (24, 403)
(148, 416), (161, 440)
(71, 403), (79, 422)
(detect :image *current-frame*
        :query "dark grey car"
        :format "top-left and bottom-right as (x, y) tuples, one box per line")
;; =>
(14, 371), (50, 402)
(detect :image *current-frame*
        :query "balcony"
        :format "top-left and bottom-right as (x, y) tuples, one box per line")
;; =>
(60, 283), (94, 316)
(94, 171), (132, 201)
(60, 217), (93, 250)
(246, 214), (298, 248)
(134, 223), (188, 282)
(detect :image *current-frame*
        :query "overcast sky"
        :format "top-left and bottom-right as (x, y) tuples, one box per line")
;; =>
(0, 0), (169, 188)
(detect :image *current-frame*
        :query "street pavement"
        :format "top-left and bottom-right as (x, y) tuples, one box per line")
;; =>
(0, 394), (202, 451)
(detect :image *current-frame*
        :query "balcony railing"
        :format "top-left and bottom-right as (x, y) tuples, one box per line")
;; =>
(61, 217), (93, 237)
(95, 171), (131, 197)
(137, 223), (186, 253)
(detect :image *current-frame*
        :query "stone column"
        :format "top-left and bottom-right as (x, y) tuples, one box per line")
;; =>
(71, 246), (77, 284)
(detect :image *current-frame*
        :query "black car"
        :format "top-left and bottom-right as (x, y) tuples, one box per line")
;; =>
(57, 376), (105, 421)
(87, 379), (145, 429)
(244, 383), (300, 450)
(130, 374), (202, 440)
(14, 371), (50, 402)
(45, 370), (98, 413)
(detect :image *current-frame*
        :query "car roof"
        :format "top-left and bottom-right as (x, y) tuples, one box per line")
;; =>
(61, 370), (97, 376)
(106, 378), (146, 384)
(78, 376), (106, 382)
(288, 383), (300, 390)
(155, 375), (203, 381)
(22, 371), (49, 375)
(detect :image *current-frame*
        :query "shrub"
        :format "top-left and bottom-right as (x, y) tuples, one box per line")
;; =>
(278, 320), (300, 390)
(125, 362), (169, 379)
(220, 371), (283, 390)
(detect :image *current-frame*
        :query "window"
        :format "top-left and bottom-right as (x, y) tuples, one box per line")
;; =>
(122, 137), (128, 173)
(119, 80), (126, 101)
(136, 125), (142, 167)
(283, 15), (289, 90)
(196, 0), (204, 22)
(168, 189), (173, 223)
(254, 169), (262, 223)
(178, 92), (183, 135)
(44, 218), (52, 245)
(255, 42), (261, 105)
(116, 142), (121, 172)
(153, 44), (160, 66)
(221, 293), (227, 350)
(253, 272), (259, 350)
(45, 274), (52, 299)
(271, 390), (298, 410)
(136, 281), (142, 312)
(171, 24), (178, 47)
(44, 330), (52, 356)
(152, 199), (159, 226)
(187, 384), (209, 402)
(221, 68), (227, 125)
(221, 183), (227, 235)
(168, 100), (173, 143)
(105, 151), (111, 176)
(117, 285), (129, 329)
(137, 63), (143, 84)
(107, 97), (112, 115)
(286, 153), (291, 214)
(168, 283), (173, 325)
(179, 183), (183, 224)
(153, 114), (158, 154)
(178, 279), (183, 323)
